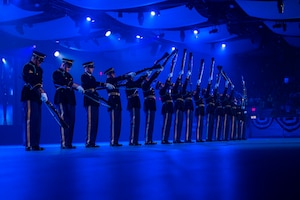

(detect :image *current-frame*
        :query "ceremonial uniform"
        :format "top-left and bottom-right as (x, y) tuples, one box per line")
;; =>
(125, 73), (147, 146)
(230, 98), (238, 140)
(157, 78), (173, 144)
(105, 67), (129, 146)
(142, 69), (161, 145)
(81, 61), (108, 148)
(204, 83), (216, 141)
(214, 86), (227, 141)
(182, 76), (194, 143)
(193, 85), (205, 142)
(172, 76), (184, 143)
(52, 58), (83, 149)
(222, 88), (234, 141)
(21, 51), (47, 151)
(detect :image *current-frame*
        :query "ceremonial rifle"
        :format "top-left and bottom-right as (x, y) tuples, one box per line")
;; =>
(44, 100), (69, 128)
(197, 59), (205, 86)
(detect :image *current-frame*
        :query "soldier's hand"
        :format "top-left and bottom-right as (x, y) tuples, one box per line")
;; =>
(168, 72), (173, 78)
(146, 70), (152, 77)
(127, 72), (136, 77)
(77, 85), (85, 93)
(105, 83), (115, 90)
(40, 93), (48, 102)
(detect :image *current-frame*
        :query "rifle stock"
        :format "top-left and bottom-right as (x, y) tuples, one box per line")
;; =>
(187, 52), (193, 77)
(197, 59), (205, 86)
(209, 57), (215, 83)
(179, 49), (187, 78)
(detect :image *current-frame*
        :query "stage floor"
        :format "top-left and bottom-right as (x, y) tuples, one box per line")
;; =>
(1, 138), (300, 200)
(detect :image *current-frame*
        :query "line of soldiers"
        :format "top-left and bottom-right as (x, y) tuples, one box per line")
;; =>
(21, 49), (247, 151)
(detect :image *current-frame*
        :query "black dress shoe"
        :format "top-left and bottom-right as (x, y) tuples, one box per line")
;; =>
(161, 140), (172, 144)
(185, 140), (194, 143)
(145, 141), (157, 145)
(129, 143), (142, 146)
(25, 146), (45, 151)
(86, 144), (100, 148)
(110, 143), (122, 147)
(173, 140), (184, 144)
(62, 145), (76, 149)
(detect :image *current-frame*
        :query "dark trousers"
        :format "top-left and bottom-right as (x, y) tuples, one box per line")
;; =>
(129, 107), (140, 144)
(196, 114), (205, 142)
(58, 103), (76, 147)
(185, 109), (193, 142)
(223, 114), (232, 141)
(145, 110), (155, 143)
(85, 105), (99, 146)
(173, 109), (183, 142)
(162, 112), (172, 142)
(110, 109), (122, 145)
(214, 115), (224, 141)
(206, 113), (215, 141)
(230, 116), (238, 140)
(23, 100), (41, 148)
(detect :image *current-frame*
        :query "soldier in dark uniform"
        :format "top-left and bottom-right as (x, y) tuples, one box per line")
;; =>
(52, 58), (85, 149)
(172, 71), (185, 143)
(204, 77), (216, 141)
(104, 67), (134, 146)
(125, 71), (148, 146)
(193, 81), (206, 142)
(141, 67), (163, 145)
(182, 71), (194, 143)
(222, 83), (234, 141)
(231, 97), (239, 140)
(214, 80), (228, 141)
(156, 73), (174, 144)
(21, 50), (47, 151)
(81, 61), (114, 148)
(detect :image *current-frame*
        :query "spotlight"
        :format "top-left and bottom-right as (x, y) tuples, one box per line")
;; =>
(193, 29), (199, 35)
(86, 17), (91, 22)
(54, 51), (60, 57)
(151, 11), (155, 16)
(105, 30), (111, 37)
(138, 12), (144, 26)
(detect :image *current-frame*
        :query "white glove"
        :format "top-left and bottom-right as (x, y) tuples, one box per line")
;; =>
(158, 67), (164, 72)
(106, 83), (115, 90)
(231, 84), (235, 89)
(197, 79), (201, 85)
(40, 93), (48, 102)
(225, 80), (229, 87)
(77, 85), (85, 93)
(168, 72), (173, 78)
(187, 71), (192, 77)
(127, 72), (136, 77)
(179, 70), (184, 76)
(146, 71), (152, 77)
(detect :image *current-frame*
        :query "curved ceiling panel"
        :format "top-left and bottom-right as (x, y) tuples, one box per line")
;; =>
(161, 24), (236, 44)
(0, 16), (100, 40)
(64, 0), (166, 10)
(0, 4), (42, 23)
(59, 36), (141, 52)
(236, 0), (300, 20)
(106, 6), (207, 29)
(263, 21), (300, 36)
(283, 36), (300, 48)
